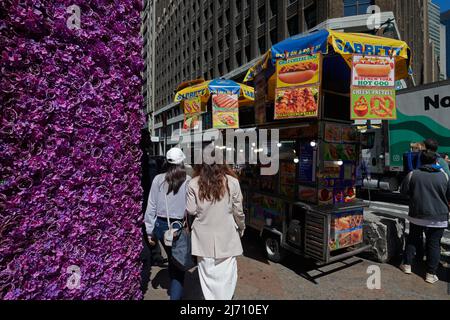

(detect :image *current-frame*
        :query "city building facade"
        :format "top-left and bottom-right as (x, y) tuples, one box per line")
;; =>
(427, 0), (445, 80)
(442, 9), (450, 79)
(142, 0), (157, 131)
(142, 0), (443, 154)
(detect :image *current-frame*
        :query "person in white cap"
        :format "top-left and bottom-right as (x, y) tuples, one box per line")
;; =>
(144, 147), (191, 300)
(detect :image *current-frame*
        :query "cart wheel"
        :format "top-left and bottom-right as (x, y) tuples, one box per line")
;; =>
(264, 235), (285, 263)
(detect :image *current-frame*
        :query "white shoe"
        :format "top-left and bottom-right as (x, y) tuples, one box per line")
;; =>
(400, 264), (412, 274)
(425, 273), (439, 284)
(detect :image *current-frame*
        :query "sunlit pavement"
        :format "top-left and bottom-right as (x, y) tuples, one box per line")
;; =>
(144, 230), (450, 300)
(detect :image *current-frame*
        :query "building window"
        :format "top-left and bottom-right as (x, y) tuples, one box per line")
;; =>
(258, 6), (265, 24)
(244, 45), (251, 62)
(236, 0), (242, 12)
(258, 36), (266, 54)
(269, 0), (278, 16)
(236, 23), (242, 40)
(270, 29), (277, 46)
(245, 17), (251, 34)
(287, 15), (299, 36)
(343, 0), (375, 16)
(304, 4), (317, 30)
(236, 50), (242, 66)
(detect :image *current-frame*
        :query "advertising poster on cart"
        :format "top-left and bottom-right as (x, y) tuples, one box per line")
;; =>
(212, 94), (239, 129)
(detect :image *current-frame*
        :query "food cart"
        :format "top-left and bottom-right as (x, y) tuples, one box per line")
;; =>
(239, 29), (412, 264)
(174, 78), (255, 132)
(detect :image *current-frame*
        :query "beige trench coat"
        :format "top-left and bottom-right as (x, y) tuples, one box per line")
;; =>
(186, 175), (245, 259)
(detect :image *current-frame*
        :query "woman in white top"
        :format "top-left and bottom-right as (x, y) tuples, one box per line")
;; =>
(186, 164), (245, 300)
(144, 147), (191, 300)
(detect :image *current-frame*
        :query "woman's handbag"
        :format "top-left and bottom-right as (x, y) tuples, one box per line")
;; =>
(171, 192), (196, 272)
(163, 189), (182, 247)
(171, 219), (196, 272)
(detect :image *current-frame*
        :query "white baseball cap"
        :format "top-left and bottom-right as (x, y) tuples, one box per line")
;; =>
(166, 147), (186, 164)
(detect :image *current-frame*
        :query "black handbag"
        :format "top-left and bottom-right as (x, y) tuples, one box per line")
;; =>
(171, 216), (197, 272)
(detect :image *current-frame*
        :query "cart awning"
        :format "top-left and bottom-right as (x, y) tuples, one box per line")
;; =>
(174, 79), (255, 105)
(244, 29), (412, 83)
(327, 30), (411, 80)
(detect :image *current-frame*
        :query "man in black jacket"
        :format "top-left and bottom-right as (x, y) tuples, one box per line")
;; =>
(399, 150), (450, 283)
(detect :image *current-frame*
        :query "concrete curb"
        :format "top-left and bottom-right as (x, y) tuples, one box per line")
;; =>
(363, 200), (450, 263)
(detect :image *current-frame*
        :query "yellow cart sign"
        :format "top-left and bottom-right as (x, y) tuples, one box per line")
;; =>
(328, 30), (410, 81)
(276, 53), (321, 88)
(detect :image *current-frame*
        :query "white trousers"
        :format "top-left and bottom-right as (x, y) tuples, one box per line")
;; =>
(197, 256), (237, 300)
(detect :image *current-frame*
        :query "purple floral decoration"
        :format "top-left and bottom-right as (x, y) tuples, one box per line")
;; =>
(0, 0), (145, 299)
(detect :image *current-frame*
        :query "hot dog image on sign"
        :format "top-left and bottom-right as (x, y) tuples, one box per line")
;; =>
(352, 55), (395, 87)
(276, 53), (321, 88)
(212, 94), (239, 129)
(183, 97), (202, 114)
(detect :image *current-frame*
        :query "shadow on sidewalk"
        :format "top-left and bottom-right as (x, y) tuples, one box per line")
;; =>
(241, 228), (365, 284)
(150, 267), (204, 300)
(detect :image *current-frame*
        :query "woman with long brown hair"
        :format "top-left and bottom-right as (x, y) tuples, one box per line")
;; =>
(186, 163), (245, 300)
(144, 147), (190, 300)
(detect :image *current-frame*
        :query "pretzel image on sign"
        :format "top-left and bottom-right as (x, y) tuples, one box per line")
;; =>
(351, 88), (396, 120)
(370, 95), (395, 117)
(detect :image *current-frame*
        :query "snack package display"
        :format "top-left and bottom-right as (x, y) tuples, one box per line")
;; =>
(280, 161), (296, 198)
(329, 209), (364, 251)
(323, 143), (357, 161)
(318, 188), (333, 205)
(324, 123), (342, 143)
(250, 194), (285, 228)
(298, 186), (317, 203)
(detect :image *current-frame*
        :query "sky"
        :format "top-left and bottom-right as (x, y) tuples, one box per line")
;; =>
(432, 0), (450, 13)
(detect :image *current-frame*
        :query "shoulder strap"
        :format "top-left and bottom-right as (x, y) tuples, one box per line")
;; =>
(165, 181), (188, 232)
(407, 152), (414, 171)
(441, 169), (449, 182)
(164, 183), (171, 230)
(406, 170), (414, 188)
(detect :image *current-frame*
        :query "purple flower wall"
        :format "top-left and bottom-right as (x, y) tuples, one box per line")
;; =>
(0, 0), (145, 299)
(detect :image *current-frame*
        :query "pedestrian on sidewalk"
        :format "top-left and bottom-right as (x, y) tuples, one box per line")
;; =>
(424, 138), (450, 176)
(399, 150), (450, 284)
(443, 153), (449, 165)
(186, 164), (245, 300)
(144, 147), (191, 300)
